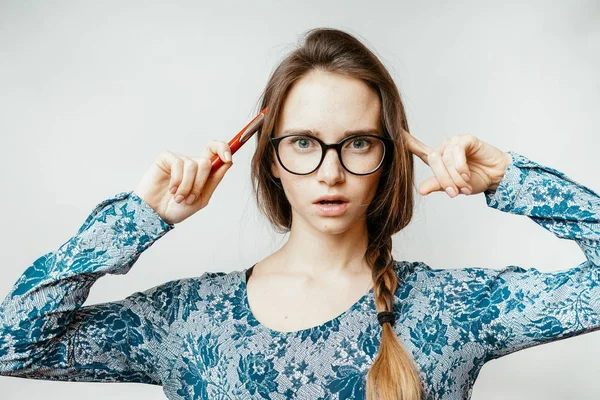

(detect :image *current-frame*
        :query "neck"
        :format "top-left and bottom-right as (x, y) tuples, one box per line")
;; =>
(275, 216), (370, 280)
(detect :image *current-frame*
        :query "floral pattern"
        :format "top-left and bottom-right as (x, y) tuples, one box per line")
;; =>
(0, 151), (598, 399)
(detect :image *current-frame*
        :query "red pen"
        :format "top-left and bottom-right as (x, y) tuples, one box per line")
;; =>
(210, 107), (268, 172)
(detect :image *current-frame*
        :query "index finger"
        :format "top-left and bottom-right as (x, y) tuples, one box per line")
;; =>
(402, 128), (431, 165)
(200, 140), (232, 172)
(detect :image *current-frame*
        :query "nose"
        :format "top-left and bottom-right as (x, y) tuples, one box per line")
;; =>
(316, 148), (345, 185)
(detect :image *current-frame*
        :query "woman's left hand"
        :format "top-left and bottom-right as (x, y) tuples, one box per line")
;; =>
(402, 129), (513, 198)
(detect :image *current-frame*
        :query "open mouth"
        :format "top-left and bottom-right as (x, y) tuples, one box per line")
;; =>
(314, 199), (348, 216)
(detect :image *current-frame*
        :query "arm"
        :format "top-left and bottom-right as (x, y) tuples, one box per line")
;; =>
(449, 151), (599, 361)
(0, 191), (178, 384)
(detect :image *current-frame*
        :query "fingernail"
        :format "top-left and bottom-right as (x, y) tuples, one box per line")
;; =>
(460, 187), (471, 195)
(171, 186), (177, 194)
(174, 195), (184, 203)
(445, 187), (457, 198)
(461, 173), (470, 182)
(185, 194), (196, 204)
(224, 151), (231, 162)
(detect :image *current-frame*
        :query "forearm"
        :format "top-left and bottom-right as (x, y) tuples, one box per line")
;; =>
(0, 191), (173, 375)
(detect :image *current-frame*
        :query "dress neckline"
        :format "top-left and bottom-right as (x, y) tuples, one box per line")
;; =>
(240, 264), (374, 336)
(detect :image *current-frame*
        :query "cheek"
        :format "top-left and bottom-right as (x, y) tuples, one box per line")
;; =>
(369, 177), (381, 196)
(278, 175), (305, 206)
(361, 174), (383, 204)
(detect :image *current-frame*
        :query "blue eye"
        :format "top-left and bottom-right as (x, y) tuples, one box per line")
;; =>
(353, 139), (366, 148)
(290, 137), (315, 149)
(345, 137), (373, 150)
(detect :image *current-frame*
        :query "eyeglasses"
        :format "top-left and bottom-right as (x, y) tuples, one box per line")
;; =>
(269, 133), (394, 176)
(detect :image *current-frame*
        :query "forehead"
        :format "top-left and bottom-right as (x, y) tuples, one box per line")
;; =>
(275, 70), (382, 139)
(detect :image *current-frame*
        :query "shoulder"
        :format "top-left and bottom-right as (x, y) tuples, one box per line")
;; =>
(391, 259), (527, 297)
(125, 269), (243, 324)
(133, 270), (236, 295)
(392, 258), (500, 282)
(392, 259), (431, 281)
(165, 269), (243, 298)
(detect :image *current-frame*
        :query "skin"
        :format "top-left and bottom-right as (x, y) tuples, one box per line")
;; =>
(266, 69), (384, 280)
(248, 70), (386, 330)
(246, 69), (512, 331)
(404, 128), (511, 197)
(133, 68), (512, 331)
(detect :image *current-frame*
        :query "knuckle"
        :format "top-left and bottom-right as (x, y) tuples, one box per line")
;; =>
(201, 145), (213, 157)
(442, 151), (453, 163)
(170, 181), (181, 192)
(199, 157), (211, 169)
(427, 151), (439, 159)
(183, 159), (198, 171)
(170, 175), (182, 185)
(157, 149), (173, 162)
(190, 183), (202, 195)
(450, 144), (463, 156)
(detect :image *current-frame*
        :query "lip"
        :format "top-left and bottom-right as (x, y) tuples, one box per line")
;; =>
(313, 195), (349, 217)
(313, 194), (350, 204)
(314, 201), (348, 217)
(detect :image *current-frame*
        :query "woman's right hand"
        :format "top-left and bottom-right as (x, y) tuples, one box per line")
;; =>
(133, 140), (233, 225)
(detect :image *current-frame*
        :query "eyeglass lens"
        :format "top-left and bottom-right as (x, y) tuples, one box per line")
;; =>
(277, 135), (385, 174)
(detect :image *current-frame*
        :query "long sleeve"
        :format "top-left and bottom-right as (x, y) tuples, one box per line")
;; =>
(0, 191), (177, 384)
(444, 151), (600, 362)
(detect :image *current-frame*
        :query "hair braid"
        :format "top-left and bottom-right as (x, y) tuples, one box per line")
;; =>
(365, 238), (423, 400)
(250, 27), (425, 399)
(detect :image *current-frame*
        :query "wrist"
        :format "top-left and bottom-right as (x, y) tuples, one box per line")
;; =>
(488, 151), (512, 191)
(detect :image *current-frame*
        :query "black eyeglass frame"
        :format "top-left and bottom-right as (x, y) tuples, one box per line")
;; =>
(269, 133), (395, 176)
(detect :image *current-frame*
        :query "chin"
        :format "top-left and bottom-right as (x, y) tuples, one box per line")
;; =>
(290, 204), (367, 235)
(314, 224), (352, 235)
(311, 215), (364, 235)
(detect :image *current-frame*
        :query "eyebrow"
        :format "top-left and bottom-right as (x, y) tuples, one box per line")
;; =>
(280, 128), (382, 138)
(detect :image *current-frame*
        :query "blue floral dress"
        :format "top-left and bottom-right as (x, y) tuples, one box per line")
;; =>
(1, 151), (598, 399)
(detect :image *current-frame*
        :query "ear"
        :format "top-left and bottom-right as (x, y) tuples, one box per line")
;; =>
(271, 160), (280, 179)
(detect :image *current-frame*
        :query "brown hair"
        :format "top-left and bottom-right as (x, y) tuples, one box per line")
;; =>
(250, 28), (423, 400)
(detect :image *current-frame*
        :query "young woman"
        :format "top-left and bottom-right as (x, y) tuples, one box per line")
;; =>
(0, 28), (598, 400)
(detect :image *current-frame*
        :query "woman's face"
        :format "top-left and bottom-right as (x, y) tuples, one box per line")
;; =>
(272, 69), (384, 235)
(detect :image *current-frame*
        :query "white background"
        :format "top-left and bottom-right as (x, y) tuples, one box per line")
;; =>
(0, 0), (599, 398)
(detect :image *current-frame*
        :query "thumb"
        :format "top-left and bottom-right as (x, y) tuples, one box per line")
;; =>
(418, 176), (444, 196)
